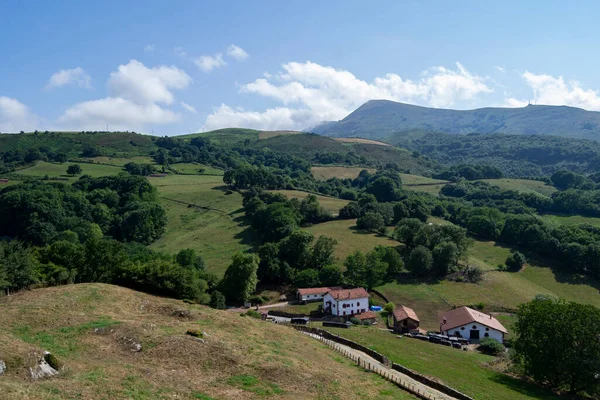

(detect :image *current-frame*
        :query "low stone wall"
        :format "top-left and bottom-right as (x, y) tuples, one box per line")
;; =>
(293, 325), (474, 400)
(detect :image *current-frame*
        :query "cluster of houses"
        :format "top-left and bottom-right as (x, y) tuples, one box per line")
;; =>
(296, 286), (507, 344)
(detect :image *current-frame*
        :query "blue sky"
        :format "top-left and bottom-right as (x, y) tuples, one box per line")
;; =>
(2, 0), (600, 135)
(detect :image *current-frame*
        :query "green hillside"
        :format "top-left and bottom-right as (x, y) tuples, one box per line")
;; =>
(0, 131), (156, 157)
(176, 128), (260, 145)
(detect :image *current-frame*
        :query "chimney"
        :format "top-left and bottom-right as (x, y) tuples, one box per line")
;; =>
(442, 318), (447, 325)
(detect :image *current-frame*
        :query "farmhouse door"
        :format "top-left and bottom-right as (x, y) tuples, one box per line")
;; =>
(470, 330), (480, 340)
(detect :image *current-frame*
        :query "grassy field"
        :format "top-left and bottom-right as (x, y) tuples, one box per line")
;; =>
(74, 156), (155, 166)
(148, 175), (253, 277)
(258, 130), (301, 140)
(0, 283), (412, 400)
(480, 178), (557, 196)
(277, 301), (321, 315)
(305, 219), (398, 267)
(377, 254), (600, 332)
(319, 326), (559, 400)
(169, 163), (224, 175)
(268, 189), (349, 215)
(540, 213), (600, 227)
(399, 174), (448, 186)
(177, 128), (260, 145)
(403, 183), (446, 195)
(333, 138), (391, 146)
(15, 161), (124, 180)
(311, 166), (376, 180)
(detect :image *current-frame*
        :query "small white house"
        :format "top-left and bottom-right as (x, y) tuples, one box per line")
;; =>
(323, 288), (370, 317)
(440, 306), (507, 344)
(297, 287), (342, 303)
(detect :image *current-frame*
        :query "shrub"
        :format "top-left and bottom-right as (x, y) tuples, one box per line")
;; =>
(186, 329), (204, 338)
(245, 309), (262, 319)
(478, 338), (504, 356)
(505, 251), (526, 271)
(349, 317), (361, 325)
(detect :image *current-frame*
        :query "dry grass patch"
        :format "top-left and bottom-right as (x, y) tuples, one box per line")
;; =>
(311, 166), (376, 180)
(333, 138), (391, 146)
(0, 284), (412, 399)
(258, 130), (302, 140)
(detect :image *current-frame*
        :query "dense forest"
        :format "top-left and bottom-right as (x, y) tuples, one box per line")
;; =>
(389, 131), (600, 177)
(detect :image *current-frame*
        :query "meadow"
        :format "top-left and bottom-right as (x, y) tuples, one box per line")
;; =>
(15, 161), (123, 180)
(480, 178), (557, 196)
(148, 175), (253, 276)
(268, 189), (349, 215)
(169, 162), (224, 175)
(319, 326), (559, 400)
(304, 219), (398, 267)
(311, 166), (376, 180)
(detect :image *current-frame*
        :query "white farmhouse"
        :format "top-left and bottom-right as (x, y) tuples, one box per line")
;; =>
(296, 286), (342, 303)
(440, 306), (508, 344)
(323, 288), (370, 317)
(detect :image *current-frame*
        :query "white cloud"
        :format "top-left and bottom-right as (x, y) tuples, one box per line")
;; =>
(174, 47), (187, 57)
(204, 61), (492, 130)
(46, 67), (91, 89)
(205, 104), (311, 131)
(504, 97), (529, 108)
(181, 101), (197, 113)
(518, 71), (600, 110)
(108, 59), (191, 105)
(0, 96), (39, 132)
(194, 53), (226, 72)
(144, 44), (155, 52)
(58, 60), (190, 131)
(494, 66), (505, 73)
(58, 97), (180, 131)
(227, 44), (249, 61)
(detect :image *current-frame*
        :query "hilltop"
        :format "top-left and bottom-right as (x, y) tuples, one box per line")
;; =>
(313, 99), (600, 140)
(0, 284), (406, 400)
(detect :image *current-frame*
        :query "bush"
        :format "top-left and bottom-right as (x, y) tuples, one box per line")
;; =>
(478, 338), (504, 356)
(505, 251), (526, 271)
(245, 309), (262, 319)
(349, 317), (361, 325)
(186, 329), (204, 338)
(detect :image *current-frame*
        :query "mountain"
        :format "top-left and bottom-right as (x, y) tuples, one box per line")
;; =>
(312, 100), (600, 140)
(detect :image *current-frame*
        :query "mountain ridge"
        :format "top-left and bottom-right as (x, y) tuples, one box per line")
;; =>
(312, 99), (600, 140)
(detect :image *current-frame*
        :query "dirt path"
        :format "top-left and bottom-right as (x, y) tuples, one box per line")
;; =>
(227, 301), (293, 313)
(302, 332), (458, 400)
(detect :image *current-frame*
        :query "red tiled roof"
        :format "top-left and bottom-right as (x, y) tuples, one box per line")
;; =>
(326, 288), (370, 300)
(297, 286), (342, 296)
(393, 305), (420, 323)
(440, 307), (507, 334)
(355, 311), (377, 320)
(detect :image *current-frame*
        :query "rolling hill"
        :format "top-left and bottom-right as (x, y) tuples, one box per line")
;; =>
(313, 99), (600, 140)
(0, 283), (408, 400)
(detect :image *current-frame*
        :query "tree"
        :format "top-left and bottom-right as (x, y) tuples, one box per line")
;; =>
(364, 251), (388, 290)
(0, 241), (39, 294)
(382, 302), (395, 325)
(176, 248), (205, 270)
(407, 246), (433, 277)
(356, 212), (384, 232)
(339, 202), (361, 219)
(505, 251), (526, 271)
(209, 290), (226, 309)
(67, 164), (82, 176)
(550, 170), (585, 190)
(479, 338), (504, 356)
(319, 265), (344, 286)
(432, 241), (459, 276)
(343, 250), (367, 288)
(309, 235), (337, 269)
(293, 268), (320, 288)
(514, 297), (600, 395)
(55, 153), (68, 163)
(366, 177), (398, 202)
(393, 218), (422, 246)
(278, 230), (313, 269)
(220, 253), (259, 304)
